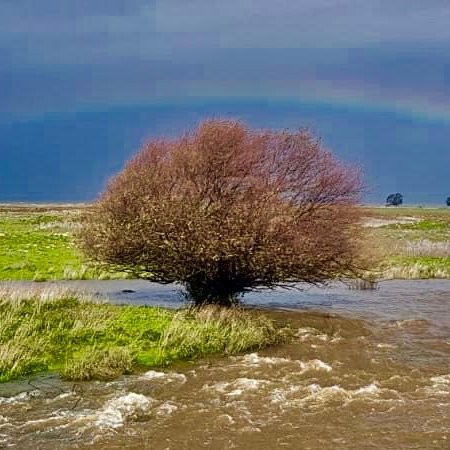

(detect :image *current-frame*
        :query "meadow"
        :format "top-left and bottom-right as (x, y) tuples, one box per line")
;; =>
(362, 206), (450, 279)
(1, 204), (450, 281)
(0, 204), (129, 281)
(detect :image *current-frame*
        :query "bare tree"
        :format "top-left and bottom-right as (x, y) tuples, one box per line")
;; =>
(78, 119), (363, 305)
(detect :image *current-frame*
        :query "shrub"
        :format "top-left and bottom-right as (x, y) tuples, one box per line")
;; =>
(79, 119), (363, 305)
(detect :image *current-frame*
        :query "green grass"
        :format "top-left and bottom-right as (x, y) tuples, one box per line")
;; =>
(156, 306), (283, 364)
(369, 220), (450, 245)
(382, 220), (450, 232)
(379, 256), (450, 279)
(2, 204), (450, 282)
(0, 208), (129, 280)
(0, 287), (287, 383)
(363, 207), (450, 279)
(361, 206), (450, 219)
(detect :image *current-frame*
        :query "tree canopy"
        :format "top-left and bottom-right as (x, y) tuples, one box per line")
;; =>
(386, 193), (403, 207)
(79, 120), (363, 305)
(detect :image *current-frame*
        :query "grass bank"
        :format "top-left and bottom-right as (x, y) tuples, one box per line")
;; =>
(0, 287), (287, 383)
(377, 256), (450, 279)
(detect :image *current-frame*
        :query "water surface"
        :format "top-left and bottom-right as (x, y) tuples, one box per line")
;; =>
(0, 280), (449, 449)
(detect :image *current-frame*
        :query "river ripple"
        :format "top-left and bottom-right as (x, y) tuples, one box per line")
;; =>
(0, 280), (449, 449)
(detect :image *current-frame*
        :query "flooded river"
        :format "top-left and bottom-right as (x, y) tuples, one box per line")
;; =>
(0, 280), (449, 449)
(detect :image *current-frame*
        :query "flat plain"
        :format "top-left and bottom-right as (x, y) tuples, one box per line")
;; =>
(362, 206), (450, 279)
(0, 204), (128, 281)
(1, 203), (450, 281)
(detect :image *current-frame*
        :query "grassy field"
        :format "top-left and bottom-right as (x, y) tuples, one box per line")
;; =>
(0, 204), (448, 382)
(0, 204), (129, 281)
(1, 204), (450, 281)
(0, 286), (286, 383)
(362, 206), (450, 279)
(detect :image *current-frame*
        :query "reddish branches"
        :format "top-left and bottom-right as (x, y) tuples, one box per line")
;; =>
(78, 119), (363, 305)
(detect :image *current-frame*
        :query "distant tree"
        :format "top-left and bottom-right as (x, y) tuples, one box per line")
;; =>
(446, 197), (450, 207)
(78, 119), (363, 306)
(386, 193), (403, 207)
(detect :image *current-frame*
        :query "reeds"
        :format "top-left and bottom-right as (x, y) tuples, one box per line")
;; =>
(348, 277), (378, 290)
(0, 286), (114, 382)
(402, 240), (450, 258)
(0, 286), (286, 383)
(60, 347), (133, 381)
(156, 305), (288, 364)
(380, 263), (450, 280)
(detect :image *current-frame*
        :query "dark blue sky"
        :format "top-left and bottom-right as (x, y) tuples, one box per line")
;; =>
(1, 0), (450, 204)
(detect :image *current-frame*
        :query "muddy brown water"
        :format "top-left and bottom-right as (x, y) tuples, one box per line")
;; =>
(0, 280), (449, 449)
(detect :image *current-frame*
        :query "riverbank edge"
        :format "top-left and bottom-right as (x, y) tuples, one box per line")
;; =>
(0, 287), (290, 384)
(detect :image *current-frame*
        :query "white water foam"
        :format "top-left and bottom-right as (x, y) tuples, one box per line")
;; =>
(426, 374), (450, 395)
(204, 378), (268, 397)
(155, 401), (179, 417)
(0, 390), (41, 405)
(270, 385), (302, 403)
(376, 343), (397, 349)
(270, 382), (383, 408)
(303, 382), (382, 407)
(43, 392), (75, 404)
(296, 327), (341, 343)
(16, 415), (68, 431)
(296, 327), (329, 341)
(431, 374), (450, 385)
(141, 370), (167, 380)
(234, 353), (333, 373)
(9, 393), (155, 436)
(216, 414), (236, 425)
(0, 433), (12, 446)
(240, 353), (291, 365)
(295, 327), (319, 336)
(140, 370), (187, 384)
(299, 360), (333, 372)
(95, 393), (154, 429)
(353, 383), (381, 396)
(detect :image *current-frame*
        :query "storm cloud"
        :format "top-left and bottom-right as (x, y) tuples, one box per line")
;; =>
(2, 0), (450, 204)
(1, 0), (450, 119)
